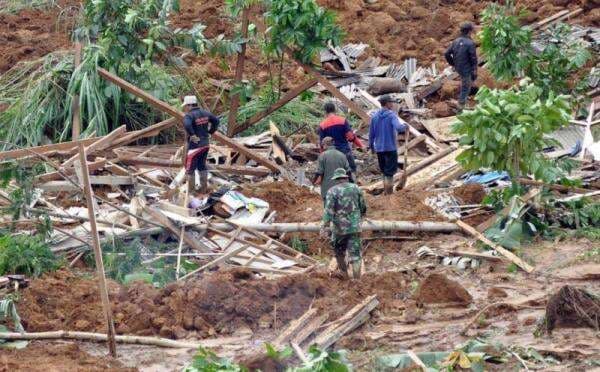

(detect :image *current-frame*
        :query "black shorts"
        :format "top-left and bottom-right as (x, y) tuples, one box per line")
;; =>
(377, 150), (398, 177)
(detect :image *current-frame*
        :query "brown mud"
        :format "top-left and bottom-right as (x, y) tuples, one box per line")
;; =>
(17, 268), (415, 339)
(0, 342), (134, 372)
(453, 183), (486, 204)
(0, 1), (77, 73)
(413, 273), (473, 305)
(544, 285), (600, 334)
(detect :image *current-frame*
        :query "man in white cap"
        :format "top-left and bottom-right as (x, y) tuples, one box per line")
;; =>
(182, 95), (220, 194)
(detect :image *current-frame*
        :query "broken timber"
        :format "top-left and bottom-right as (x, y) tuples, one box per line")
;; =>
(226, 6), (251, 136)
(143, 206), (210, 253)
(313, 295), (379, 349)
(97, 68), (281, 173)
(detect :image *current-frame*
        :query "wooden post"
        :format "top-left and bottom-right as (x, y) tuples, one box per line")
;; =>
(71, 42), (83, 140)
(77, 143), (117, 357)
(397, 130), (410, 189)
(227, 7), (250, 136)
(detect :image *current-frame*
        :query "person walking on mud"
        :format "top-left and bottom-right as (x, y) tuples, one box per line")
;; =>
(444, 22), (478, 110)
(320, 168), (367, 279)
(368, 94), (407, 195)
(182, 95), (220, 195)
(318, 101), (363, 181)
(313, 137), (350, 204)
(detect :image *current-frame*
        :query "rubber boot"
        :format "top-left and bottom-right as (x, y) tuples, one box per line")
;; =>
(351, 260), (362, 279)
(199, 170), (208, 194)
(383, 176), (393, 195)
(335, 253), (349, 279)
(186, 174), (195, 196)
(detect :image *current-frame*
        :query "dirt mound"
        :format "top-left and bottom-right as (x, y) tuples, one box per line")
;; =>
(0, 342), (133, 372)
(544, 286), (600, 334)
(414, 273), (472, 305)
(18, 268), (413, 339)
(453, 183), (486, 204)
(367, 188), (443, 221)
(19, 269), (120, 333)
(0, 1), (77, 73)
(241, 180), (323, 222)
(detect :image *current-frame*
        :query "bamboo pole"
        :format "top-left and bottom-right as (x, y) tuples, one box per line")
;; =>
(71, 42), (83, 140)
(227, 6), (250, 136)
(0, 331), (249, 349)
(77, 143), (118, 357)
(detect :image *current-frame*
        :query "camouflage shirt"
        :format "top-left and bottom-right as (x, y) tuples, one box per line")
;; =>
(322, 181), (367, 236)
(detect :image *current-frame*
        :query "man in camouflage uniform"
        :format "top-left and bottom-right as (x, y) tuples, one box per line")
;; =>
(320, 168), (367, 279)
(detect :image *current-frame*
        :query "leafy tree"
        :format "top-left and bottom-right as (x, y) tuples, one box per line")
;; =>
(264, 0), (344, 63)
(453, 80), (571, 182)
(479, 1), (591, 98)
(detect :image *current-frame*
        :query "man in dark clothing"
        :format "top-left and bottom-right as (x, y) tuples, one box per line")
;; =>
(444, 22), (478, 109)
(313, 137), (350, 203)
(182, 95), (219, 194)
(368, 95), (407, 195)
(318, 102), (362, 177)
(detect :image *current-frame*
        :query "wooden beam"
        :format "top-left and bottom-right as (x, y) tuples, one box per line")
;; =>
(476, 188), (541, 233)
(231, 78), (318, 135)
(214, 165), (271, 177)
(108, 118), (178, 149)
(77, 143), (118, 357)
(35, 158), (106, 183)
(97, 68), (281, 173)
(227, 7), (251, 136)
(0, 137), (98, 162)
(71, 42), (83, 140)
(455, 220), (534, 273)
(62, 125), (126, 168)
(517, 178), (594, 194)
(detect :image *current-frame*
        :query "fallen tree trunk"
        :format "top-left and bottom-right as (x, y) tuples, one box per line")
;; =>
(368, 77), (406, 95)
(202, 220), (460, 233)
(0, 331), (249, 349)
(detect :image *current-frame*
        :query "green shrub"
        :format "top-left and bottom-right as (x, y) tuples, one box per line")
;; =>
(0, 234), (60, 277)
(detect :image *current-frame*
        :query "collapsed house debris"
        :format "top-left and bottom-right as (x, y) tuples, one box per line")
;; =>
(0, 2), (598, 370)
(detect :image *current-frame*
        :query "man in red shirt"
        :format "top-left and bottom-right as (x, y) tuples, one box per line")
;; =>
(318, 102), (361, 180)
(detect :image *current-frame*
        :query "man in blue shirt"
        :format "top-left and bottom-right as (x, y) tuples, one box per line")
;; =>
(182, 95), (219, 194)
(368, 95), (407, 195)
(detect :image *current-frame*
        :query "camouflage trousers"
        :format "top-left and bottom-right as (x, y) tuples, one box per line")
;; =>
(331, 233), (362, 263)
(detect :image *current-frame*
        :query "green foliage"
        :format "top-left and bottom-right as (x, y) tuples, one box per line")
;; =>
(479, 1), (531, 81)
(223, 82), (323, 136)
(289, 346), (351, 372)
(0, 0), (56, 14)
(0, 161), (45, 221)
(479, 2), (591, 98)
(289, 236), (308, 254)
(453, 81), (571, 182)
(184, 347), (248, 372)
(0, 234), (61, 277)
(264, 0), (344, 63)
(556, 198), (600, 230)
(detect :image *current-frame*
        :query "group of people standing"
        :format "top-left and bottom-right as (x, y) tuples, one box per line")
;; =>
(180, 23), (478, 280)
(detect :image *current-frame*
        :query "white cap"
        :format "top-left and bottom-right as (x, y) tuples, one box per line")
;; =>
(182, 95), (198, 107)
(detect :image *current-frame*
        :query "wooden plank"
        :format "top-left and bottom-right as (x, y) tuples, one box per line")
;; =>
(407, 350), (428, 371)
(232, 78), (318, 135)
(35, 158), (106, 183)
(97, 68), (281, 173)
(421, 116), (458, 142)
(0, 137), (99, 162)
(214, 165), (271, 177)
(269, 121), (286, 164)
(77, 143), (117, 357)
(108, 118), (178, 149)
(517, 178), (593, 194)
(272, 308), (317, 349)
(314, 295), (378, 349)
(71, 42), (83, 140)
(531, 9), (570, 30)
(144, 206), (210, 253)
(397, 135), (426, 156)
(226, 6), (251, 136)
(180, 243), (251, 280)
(455, 220), (534, 273)
(291, 313), (328, 346)
(62, 125), (127, 168)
